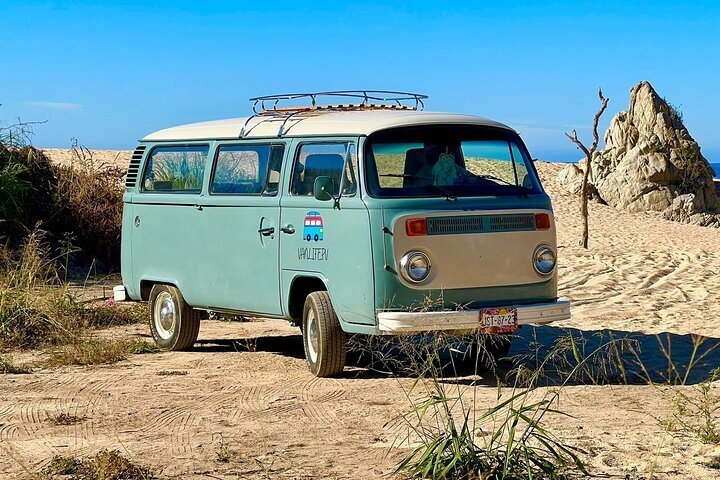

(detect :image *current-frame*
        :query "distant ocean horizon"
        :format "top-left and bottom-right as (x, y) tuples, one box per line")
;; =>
(711, 163), (720, 178)
(551, 160), (720, 179)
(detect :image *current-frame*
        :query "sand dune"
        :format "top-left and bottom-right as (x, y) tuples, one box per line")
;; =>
(0, 151), (718, 478)
(539, 161), (720, 338)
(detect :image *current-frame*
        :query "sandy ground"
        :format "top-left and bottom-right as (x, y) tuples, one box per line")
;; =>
(0, 151), (719, 478)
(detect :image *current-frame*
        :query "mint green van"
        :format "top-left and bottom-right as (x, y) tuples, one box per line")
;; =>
(120, 91), (570, 377)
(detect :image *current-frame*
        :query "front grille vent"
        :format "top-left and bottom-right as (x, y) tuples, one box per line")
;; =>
(485, 214), (536, 232)
(427, 216), (484, 235)
(125, 145), (147, 189)
(427, 213), (536, 235)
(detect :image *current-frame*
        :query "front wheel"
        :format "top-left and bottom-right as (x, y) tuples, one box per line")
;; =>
(302, 291), (346, 377)
(149, 284), (200, 351)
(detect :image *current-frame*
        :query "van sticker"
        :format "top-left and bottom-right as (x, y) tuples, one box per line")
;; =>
(298, 247), (328, 261)
(303, 211), (324, 242)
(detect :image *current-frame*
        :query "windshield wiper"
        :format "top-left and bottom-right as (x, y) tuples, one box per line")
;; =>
(379, 174), (456, 201)
(459, 173), (515, 187)
(422, 184), (456, 201)
(459, 173), (530, 196)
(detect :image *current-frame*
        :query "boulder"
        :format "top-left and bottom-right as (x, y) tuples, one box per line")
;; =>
(558, 81), (718, 225)
(662, 194), (720, 228)
(557, 163), (584, 195)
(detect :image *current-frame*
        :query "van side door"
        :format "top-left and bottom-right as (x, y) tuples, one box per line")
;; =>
(279, 138), (375, 327)
(194, 141), (286, 315)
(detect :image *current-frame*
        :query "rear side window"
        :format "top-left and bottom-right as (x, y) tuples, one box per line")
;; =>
(142, 145), (209, 193)
(290, 142), (357, 196)
(211, 144), (284, 195)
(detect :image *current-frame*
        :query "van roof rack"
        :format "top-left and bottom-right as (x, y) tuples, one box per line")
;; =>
(248, 90), (429, 114)
(241, 90), (429, 138)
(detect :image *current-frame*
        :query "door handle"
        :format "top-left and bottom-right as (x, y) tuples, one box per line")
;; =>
(258, 227), (275, 236)
(195, 205), (203, 211)
(281, 225), (295, 234)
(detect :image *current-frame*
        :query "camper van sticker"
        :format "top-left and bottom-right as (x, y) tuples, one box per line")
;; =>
(303, 211), (324, 242)
(298, 211), (327, 261)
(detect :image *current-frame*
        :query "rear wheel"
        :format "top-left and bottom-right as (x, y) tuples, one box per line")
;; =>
(302, 291), (346, 377)
(149, 285), (200, 351)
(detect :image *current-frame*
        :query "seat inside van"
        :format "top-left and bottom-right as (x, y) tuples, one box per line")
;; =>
(296, 154), (344, 195)
(403, 148), (425, 187)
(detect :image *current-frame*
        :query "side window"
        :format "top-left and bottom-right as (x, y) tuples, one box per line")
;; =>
(290, 142), (357, 196)
(142, 145), (209, 192)
(510, 143), (533, 189)
(211, 144), (284, 195)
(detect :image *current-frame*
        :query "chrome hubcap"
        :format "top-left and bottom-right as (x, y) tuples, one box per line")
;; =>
(154, 292), (177, 340)
(306, 309), (319, 363)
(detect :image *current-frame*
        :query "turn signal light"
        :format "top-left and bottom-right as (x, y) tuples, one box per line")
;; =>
(535, 213), (551, 230)
(406, 218), (427, 236)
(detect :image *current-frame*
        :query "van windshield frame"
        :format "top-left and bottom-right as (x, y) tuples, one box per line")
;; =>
(364, 126), (542, 199)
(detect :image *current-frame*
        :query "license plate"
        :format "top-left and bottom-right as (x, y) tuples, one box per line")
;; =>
(479, 307), (518, 333)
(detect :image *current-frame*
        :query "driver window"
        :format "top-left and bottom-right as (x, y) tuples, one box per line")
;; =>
(290, 142), (357, 196)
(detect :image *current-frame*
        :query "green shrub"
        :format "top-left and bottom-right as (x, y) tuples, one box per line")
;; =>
(0, 145), (56, 238)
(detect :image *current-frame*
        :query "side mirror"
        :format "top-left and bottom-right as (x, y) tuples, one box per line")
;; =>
(313, 176), (335, 201)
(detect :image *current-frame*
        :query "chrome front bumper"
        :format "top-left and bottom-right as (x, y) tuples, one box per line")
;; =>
(377, 300), (570, 334)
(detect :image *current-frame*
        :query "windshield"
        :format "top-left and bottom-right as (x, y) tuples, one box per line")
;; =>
(365, 126), (542, 198)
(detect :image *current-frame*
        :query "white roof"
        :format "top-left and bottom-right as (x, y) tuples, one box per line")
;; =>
(142, 110), (514, 141)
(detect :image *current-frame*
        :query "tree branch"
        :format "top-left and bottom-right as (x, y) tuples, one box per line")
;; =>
(590, 88), (610, 154)
(564, 129), (591, 158)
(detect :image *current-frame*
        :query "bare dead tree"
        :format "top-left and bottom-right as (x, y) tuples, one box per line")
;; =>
(565, 88), (609, 249)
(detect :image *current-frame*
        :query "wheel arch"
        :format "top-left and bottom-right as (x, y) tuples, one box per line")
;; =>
(140, 278), (180, 301)
(287, 275), (328, 323)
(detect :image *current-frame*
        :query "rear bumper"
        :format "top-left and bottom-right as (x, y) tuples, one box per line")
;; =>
(377, 299), (570, 334)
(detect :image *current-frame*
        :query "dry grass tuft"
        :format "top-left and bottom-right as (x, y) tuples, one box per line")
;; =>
(44, 336), (159, 367)
(1, 228), (148, 367)
(663, 370), (720, 444)
(45, 337), (134, 367)
(52, 143), (126, 269)
(49, 413), (85, 426)
(44, 449), (153, 479)
(0, 354), (31, 374)
(703, 455), (720, 470)
(156, 370), (188, 376)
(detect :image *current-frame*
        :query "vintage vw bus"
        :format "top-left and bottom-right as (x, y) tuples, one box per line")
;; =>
(120, 91), (570, 377)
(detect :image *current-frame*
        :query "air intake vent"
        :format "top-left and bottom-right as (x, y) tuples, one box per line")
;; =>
(427, 213), (536, 235)
(485, 214), (536, 232)
(125, 145), (147, 189)
(427, 216), (484, 235)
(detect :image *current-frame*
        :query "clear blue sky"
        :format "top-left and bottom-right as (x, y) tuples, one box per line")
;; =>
(2, 0), (719, 162)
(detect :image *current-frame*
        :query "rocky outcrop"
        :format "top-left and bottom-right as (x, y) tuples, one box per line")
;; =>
(661, 194), (720, 228)
(558, 81), (719, 226)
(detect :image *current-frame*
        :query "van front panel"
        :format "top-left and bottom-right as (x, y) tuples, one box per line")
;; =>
(367, 195), (558, 312)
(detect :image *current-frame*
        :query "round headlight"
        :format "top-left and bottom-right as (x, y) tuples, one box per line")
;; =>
(533, 244), (556, 275)
(399, 251), (431, 283)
